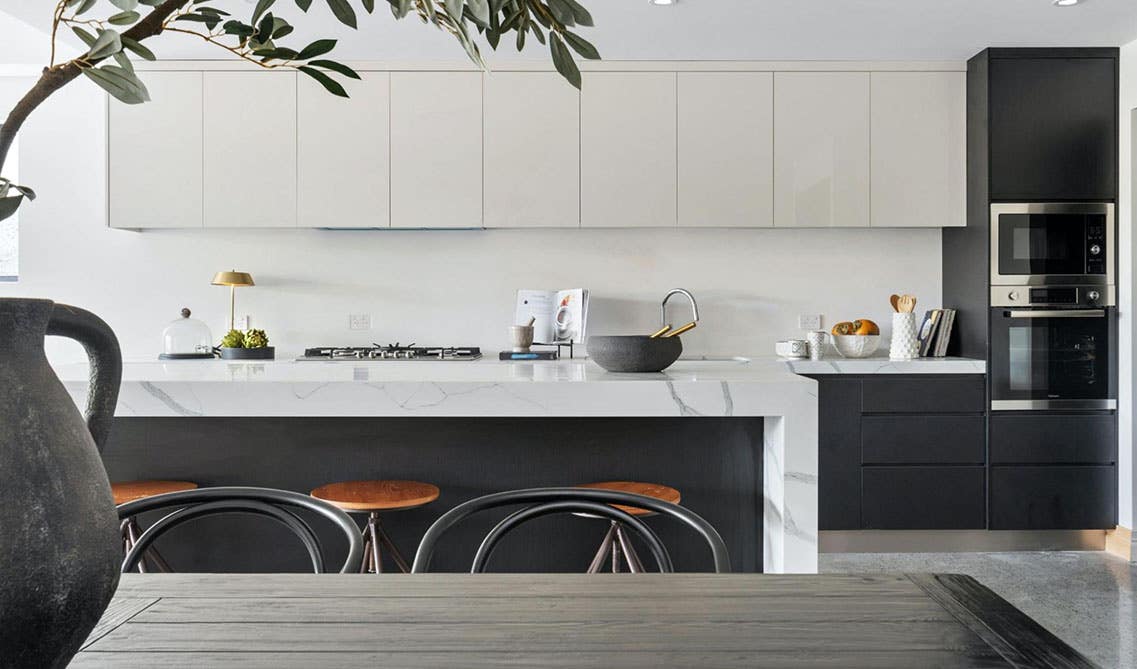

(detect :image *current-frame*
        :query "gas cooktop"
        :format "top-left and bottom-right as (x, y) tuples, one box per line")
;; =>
(297, 344), (482, 361)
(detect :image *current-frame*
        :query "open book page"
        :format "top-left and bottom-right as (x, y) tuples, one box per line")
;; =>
(552, 289), (588, 343)
(515, 290), (556, 343)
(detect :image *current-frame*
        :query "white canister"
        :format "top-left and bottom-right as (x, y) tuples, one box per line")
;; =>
(806, 330), (827, 360)
(889, 312), (919, 361)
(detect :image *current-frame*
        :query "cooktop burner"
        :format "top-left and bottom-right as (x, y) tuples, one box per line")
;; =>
(298, 344), (482, 361)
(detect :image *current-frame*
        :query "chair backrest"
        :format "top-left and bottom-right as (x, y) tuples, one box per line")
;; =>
(115, 486), (364, 573)
(412, 487), (731, 574)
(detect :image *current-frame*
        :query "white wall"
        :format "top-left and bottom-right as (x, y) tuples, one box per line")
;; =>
(0, 70), (943, 364)
(1118, 39), (1137, 534)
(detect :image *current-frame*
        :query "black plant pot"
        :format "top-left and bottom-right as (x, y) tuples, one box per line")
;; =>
(0, 298), (122, 668)
(218, 346), (274, 360)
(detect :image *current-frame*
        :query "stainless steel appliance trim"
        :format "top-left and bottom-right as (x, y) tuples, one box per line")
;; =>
(989, 202), (1115, 287)
(1005, 309), (1106, 319)
(990, 285), (1116, 307)
(991, 399), (1117, 411)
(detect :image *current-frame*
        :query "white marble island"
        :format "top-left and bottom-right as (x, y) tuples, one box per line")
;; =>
(57, 357), (818, 574)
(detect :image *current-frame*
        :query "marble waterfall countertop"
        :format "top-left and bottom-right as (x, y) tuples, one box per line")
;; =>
(56, 355), (819, 573)
(783, 355), (986, 375)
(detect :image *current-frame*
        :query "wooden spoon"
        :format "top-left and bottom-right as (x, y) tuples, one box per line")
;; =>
(889, 294), (900, 312)
(898, 294), (917, 313)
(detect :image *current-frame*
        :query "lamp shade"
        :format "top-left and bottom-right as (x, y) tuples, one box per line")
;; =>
(211, 271), (255, 287)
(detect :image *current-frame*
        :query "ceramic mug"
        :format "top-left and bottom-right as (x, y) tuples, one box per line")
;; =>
(775, 339), (809, 359)
(806, 330), (828, 360)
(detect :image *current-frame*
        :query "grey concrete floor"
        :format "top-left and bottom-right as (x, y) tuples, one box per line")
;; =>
(821, 551), (1136, 669)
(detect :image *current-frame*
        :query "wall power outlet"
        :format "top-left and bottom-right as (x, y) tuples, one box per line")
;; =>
(798, 314), (822, 331)
(349, 314), (372, 331)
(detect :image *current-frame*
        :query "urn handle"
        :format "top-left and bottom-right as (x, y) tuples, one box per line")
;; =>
(47, 304), (122, 453)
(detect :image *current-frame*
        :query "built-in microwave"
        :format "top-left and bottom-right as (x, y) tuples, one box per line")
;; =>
(989, 203), (1114, 304)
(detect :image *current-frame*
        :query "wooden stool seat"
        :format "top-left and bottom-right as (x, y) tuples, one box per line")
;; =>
(112, 480), (198, 506)
(310, 480), (440, 512)
(577, 481), (681, 516)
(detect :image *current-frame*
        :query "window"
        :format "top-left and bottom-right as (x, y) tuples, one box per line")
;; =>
(0, 132), (16, 282)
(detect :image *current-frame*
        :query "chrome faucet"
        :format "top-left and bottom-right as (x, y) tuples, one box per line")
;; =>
(661, 288), (699, 327)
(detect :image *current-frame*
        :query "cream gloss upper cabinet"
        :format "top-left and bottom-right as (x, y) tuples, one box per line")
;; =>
(203, 71), (297, 227)
(297, 72), (390, 228)
(390, 72), (482, 229)
(109, 71), (203, 229)
(483, 72), (580, 228)
(678, 72), (774, 227)
(870, 72), (965, 227)
(773, 72), (870, 228)
(581, 72), (677, 227)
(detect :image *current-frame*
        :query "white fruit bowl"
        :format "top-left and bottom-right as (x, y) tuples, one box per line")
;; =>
(830, 334), (881, 358)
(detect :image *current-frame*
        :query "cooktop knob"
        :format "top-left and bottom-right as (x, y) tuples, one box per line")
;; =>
(1008, 290), (1019, 301)
(1087, 290), (1101, 302)
(1090, 244), (1102, 256)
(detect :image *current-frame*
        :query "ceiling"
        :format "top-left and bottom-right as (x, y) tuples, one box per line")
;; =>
(4, 0), (1137, 63)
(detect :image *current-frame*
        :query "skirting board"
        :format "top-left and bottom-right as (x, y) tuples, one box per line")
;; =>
(1105, 526), (1134, 561)
(820, 530), (1106, 553)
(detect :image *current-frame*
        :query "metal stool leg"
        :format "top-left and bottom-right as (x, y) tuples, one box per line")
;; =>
(359, 519), (374, 574)
(367, 512), (383, 574)
(587, 522), (618, 574)
(615, 524), (645, 573)
(374, 515), (411, 574)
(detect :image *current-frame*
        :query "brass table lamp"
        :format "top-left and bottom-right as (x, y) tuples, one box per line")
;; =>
(211, 270), (254, 332)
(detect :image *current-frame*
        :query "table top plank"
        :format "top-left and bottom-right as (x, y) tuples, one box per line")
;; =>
(109, 573), (924, 599)
(70, 649), (1012, 669)
(135, 594), (957, 624)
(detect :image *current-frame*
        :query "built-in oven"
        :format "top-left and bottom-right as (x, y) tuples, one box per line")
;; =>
(990, 202), (1114, 297)
(989, 295), (1117, 411)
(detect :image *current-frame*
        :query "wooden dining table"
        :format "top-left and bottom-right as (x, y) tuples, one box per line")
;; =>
(72, 572), (1095, 668)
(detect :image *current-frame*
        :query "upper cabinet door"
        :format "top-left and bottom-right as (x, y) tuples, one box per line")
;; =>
(297, 73), (390, 228)
(870, 72), (965, 227)
(774, 72), (870, 228)
(484, 72), (580, 228)
(989, 56), (1118, 201)
(390, 72), (482, 229)
(203, 72), (297, 228)
(678, 72), (773, 227)
(109, 71), (203, 229)
(581, 73), (677, 227)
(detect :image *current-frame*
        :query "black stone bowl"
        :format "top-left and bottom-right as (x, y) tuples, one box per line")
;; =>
(218, 346), (275, 360)
(586, 335), (683, 373)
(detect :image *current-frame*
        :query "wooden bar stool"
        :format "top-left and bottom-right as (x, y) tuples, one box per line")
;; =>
(310, 480), (440, 574)
(577, 481), (681, 573)
(113, 480), (198, 573)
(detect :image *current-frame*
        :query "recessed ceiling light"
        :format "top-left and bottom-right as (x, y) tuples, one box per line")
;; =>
(651, 0), (676, 5)
(1053, 0), (1080, 6)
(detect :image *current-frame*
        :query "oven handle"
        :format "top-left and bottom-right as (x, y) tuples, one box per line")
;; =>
(1005, 309), (1106, 319)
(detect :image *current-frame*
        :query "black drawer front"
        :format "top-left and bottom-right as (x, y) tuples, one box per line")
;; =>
(990, 414), (1116, 464)
(989, 466), (1117, 530)
(861, 416), (985, 465)
(861, 467), (986, 530)
(861, 377), (985, 414)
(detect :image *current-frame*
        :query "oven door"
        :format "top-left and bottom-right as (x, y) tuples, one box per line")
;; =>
(990, 307), (1116, 411)
(990, 202), (1113, 286)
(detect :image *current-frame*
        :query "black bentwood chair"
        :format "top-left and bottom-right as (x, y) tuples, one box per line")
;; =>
(411, 487), (731, 574)
(114, 486), (365, 573)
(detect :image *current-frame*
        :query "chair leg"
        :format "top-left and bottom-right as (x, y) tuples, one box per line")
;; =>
(123, 518), (147, 574)
(586, 522), (617, 574)
(375, 516), (411, 574)
(616, 524), (645, 573)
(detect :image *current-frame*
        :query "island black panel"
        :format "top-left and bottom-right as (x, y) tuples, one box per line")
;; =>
(103, 417), (764, 573)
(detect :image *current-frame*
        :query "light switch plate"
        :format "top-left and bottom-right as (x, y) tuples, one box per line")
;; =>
(349, 314), (372, 331)
(798, 314), (822, 331)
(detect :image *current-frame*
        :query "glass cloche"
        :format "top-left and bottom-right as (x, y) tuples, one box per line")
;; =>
(160, 308), (215, 360)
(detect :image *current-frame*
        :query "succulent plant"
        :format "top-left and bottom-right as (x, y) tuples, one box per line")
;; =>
(219, 329), (245, 349)
(245, 329), (269, 349)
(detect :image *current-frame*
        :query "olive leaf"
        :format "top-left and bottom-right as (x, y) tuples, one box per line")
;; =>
(83, 65), (151, 105)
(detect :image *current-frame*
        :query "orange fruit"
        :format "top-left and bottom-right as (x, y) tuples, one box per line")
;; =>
(853, 319), (880, 336)
(831, 322), (855, 336)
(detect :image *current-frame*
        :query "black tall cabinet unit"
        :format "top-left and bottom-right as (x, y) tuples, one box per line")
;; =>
(943, 48), (1119, 530)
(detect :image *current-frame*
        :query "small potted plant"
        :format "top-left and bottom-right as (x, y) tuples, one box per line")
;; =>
(218, 328), (274, 360)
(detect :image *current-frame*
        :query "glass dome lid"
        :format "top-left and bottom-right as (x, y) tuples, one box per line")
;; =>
(160, 308), (215, 360)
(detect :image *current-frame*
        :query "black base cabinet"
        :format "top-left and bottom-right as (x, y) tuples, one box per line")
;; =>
(990, 466), (1116, 530)
(812, 375), (987, 531)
